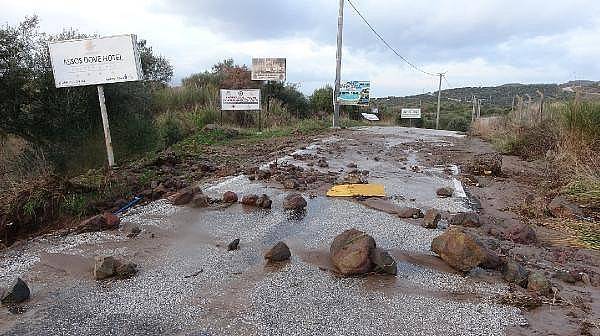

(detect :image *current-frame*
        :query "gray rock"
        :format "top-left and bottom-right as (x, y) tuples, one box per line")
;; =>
(283, 179), (300, 189)
(527, 271), (551, 295)
(553, 270), (578, 284)
(94, 256), (117, 280)
(422, 209), (441, 229)
(505, 223), (537, 244)
(265, 242), (291, 262)
(127, 226), (142, 238)
(449, 212), (481, 227)
(1, 278), (30, 305)
(115, 262), (138, 279)
(256, 194), (272, 209)
(227, 239), (240, 251)
(502, 261), (529, 288)
(371, 248), (397, 275)
(191, 194), (210, 208)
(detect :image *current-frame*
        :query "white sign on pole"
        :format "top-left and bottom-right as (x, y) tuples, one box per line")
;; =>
(251, 58), (286, 81)
(372, 107), (379, 114)
(48, 34), (143, 88)
(401, 108), (422, 119)
(220, 89), (261, 110)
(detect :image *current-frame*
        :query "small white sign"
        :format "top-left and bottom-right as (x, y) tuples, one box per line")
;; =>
(220, 89), (261, 110)
(401, 108), (422, 119)
(48, 34), (143, 88)
(372, 107), (379, 114)
(361, 113), (380, 121)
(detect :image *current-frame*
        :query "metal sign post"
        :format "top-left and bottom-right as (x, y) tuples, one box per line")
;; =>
(96, 85), (115, 167)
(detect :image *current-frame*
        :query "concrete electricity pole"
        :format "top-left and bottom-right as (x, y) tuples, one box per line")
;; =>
(435, 73), (443, 130)
(333, 0), (344, 128)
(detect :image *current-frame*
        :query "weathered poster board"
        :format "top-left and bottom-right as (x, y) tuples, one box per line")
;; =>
(220, 89), (261, 110)
(251, 58), (286, 81)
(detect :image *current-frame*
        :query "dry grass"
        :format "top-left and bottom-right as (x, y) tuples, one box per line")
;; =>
(0, 135), (53, 191)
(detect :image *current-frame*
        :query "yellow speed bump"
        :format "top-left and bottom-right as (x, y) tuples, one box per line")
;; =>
(326, 184), (385, 197)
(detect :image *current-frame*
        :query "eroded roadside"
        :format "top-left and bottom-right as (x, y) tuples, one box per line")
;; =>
(0, 126), (598, 336)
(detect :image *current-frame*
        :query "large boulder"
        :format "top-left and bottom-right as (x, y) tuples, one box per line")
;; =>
(264, 242), (291, 262)
(170, 187), (195, 206)
(371, 248), (397, 275)
(527, 271), (551, 295)
(431, 229), (487, 272)
(449, 212), (481, 228)
(283, 193), (307, 211)
(1, 278), (30, 305)
(115, 262), (138, 279)
(330, 229), (376, 275)
(470, 153), (502, 176)
(548, 196), (583, 219)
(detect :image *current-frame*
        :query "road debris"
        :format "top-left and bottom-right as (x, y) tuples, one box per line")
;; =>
(1, 278), (30, 305)
(431, 228), (487, 272)
(326, 184), (385, 197)
(264, 242), (291, 262)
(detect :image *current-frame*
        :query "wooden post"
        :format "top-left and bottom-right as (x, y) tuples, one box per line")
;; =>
(97, 85), (115, 168)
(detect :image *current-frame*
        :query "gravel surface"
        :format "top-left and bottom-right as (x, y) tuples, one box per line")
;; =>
(0, 127), (527, 336)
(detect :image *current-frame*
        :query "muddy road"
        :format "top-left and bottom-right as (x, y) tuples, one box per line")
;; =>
(1, 126), (597, 335)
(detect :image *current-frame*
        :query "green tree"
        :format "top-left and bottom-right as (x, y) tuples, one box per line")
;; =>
(310, 85), (333, 114)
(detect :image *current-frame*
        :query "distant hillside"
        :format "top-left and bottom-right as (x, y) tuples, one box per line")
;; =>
(373, 81), (600, 108)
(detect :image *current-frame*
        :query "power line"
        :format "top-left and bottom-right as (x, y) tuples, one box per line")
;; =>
(443, 75), (453, 90)
(346, 0), (440, 77)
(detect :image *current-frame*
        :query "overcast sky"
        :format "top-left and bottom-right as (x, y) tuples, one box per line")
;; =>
(2, 0), (600, 96)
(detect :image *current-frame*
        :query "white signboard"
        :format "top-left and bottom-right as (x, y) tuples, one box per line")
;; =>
(361, 113), (380, 121)
(372, 107), (379, 114)
(220, 89), (261, 110)
(251, 58), (286, 81)
(48, 34), (143, 88)
(401, 108), (422, 119)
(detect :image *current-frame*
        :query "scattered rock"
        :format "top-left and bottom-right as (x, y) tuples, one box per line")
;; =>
(330, 229), (376, 275)
(422, 209), (441, 229)
(346, 162), (357, 168)
(255, 169), (271, 180)
(436, 187), (454, 198)
(1, 278), (30, 305)
(548, 196), (584, 219)
(264, 242), (291, 262)
(431, 228), (487, 272)
(77, 212), (120, 233)
(191, 194), (210, 208)
(397, 207), (424, 219)
(170, 187), (195, 206)
(505, 223), (537, 244)
(449, 212), (481, 227)
(371, 248), (397, 275)
(94, 256), (117, 280)
(115, 262), (138, 279)
(316, 158), (329, 168)
(241, 194), (259, 206)
(470, 153), (502, 176)
(256, 194), (272, 209)
(581, 273), (592, 287)
(227, 239), (240, 251)
(127, 226), (142, 238)
(283, 179), (300, 189)
(527, 271), (551, 295)
(502, 261), (529, 287)
(340, 173), (368, 184)
(223, 191), (238, 203)
(283, 193), (307, 211)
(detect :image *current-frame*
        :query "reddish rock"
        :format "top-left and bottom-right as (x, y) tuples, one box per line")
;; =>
(449, 212), (481, 228)
(191, 194), (210, 208)
(265, 242), (291, 262)
(436, 187), (454, 198)
(256, 194), (272, 209)
(223, 191), (238, 203)
(330, 229), (376, 275)
(241, 194), (259, 206)
(431, 228), (487, 272)
(77, 213), (120, 233)
(170, 188), (195, 206)
(283, 193), (307, 211)
(397, 207), (424, 219)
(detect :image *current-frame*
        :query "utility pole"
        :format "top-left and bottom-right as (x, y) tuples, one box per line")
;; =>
(472, 95), (477, 122)
(435, 73), (443, 129)
(332, 0), (344, 128)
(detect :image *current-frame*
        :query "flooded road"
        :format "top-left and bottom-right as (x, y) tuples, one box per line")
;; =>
(0, 127), (526, 335)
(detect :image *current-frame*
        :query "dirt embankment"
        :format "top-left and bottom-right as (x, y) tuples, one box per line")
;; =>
(0, 129), (326, 249)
